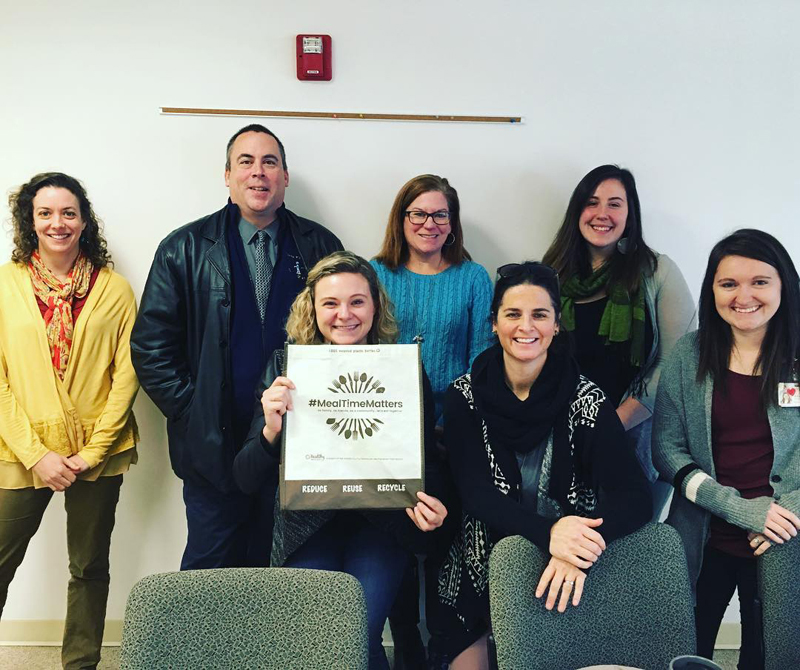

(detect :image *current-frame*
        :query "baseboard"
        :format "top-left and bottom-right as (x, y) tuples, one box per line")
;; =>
(0, 620), (122, 645)
(0, 619), (741, 650)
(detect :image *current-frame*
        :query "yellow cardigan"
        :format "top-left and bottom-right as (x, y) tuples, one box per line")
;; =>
(0, 262), (139, 489)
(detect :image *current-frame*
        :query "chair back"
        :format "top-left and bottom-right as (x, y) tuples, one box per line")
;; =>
(758, 536), (800, 670)
(120, 567), (368, 669)
(489, 523), (695, 670)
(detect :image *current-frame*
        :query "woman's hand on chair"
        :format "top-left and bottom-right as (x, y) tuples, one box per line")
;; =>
(535, 556), (586, 613)
(32, 451), (81, 492)
(761, 501), (800, 544)
(549, 516), (606, 569)
(405, 491), (447, 532)
(260, 377), (296, 444)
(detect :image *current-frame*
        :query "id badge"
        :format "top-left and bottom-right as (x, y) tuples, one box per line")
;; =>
(778, 382), (800, 407)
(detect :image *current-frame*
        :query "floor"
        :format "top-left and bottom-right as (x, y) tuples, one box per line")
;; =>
(0, 645), (738, 669)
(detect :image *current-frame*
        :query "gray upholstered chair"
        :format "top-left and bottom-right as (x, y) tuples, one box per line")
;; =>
(119, 567), (368, 669)
(758, 535), (800, 670)
(489, 523), (695, 670)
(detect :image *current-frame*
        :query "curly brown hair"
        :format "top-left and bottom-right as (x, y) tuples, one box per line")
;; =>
(8, 172), (112, 267)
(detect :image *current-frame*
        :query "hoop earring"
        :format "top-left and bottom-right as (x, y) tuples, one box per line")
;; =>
(444, 233), (456, 246)
(616, 237), (637, 255)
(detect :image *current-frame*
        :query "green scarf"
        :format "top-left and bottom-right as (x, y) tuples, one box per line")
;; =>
(560, 263), (647, 367)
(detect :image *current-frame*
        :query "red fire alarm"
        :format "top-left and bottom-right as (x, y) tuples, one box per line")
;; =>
(297, 35), (332, 81)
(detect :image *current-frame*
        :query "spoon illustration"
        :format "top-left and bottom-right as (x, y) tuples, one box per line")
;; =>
(339, 375), (351, 393)
(357, 372), (368, 393)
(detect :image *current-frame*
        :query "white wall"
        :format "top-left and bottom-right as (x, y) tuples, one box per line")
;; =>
(1, 0), (798, 629)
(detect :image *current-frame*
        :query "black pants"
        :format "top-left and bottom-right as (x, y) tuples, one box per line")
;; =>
(180, 475), (276, 570)
(695, 545), (764, 670)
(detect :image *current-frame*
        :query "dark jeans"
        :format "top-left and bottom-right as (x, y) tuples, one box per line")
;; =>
(0, 476), (122, 670)
(695, 545), (764, 670)
(181, 476), (276, 570)
(284, 513), (409, 670)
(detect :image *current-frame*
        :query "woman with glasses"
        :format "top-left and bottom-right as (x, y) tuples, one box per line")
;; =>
(0, 173), (138, 669)
(654, 230), (800, 668)
(371, 174), (492, 666)
(438, 261), (651, 669)
(542, 165), (695, 519)
(371, 174), (493, 424)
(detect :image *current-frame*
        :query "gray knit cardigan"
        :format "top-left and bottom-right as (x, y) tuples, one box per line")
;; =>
(652, 332), (800, 593)
(625, 253), (696, 481)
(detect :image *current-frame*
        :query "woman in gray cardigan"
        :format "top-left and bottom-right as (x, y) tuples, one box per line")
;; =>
(543, 165), (696, 519)
(653, 229), (800, 669)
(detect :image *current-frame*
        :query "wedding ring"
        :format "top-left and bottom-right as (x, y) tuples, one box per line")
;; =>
(753, 537), (764, 546)
(565, 580), (575, 586)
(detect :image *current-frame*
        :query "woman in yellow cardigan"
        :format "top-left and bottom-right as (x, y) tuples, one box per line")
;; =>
(0, 172), (138, 669)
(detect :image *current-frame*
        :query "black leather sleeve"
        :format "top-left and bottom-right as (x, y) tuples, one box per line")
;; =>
(131, 241), (195, 421)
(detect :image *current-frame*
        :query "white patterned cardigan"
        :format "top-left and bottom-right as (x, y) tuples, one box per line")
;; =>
(437, 372), (608, 628)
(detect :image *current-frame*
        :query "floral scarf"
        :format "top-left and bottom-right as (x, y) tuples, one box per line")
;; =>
(28, 251), (93, 379)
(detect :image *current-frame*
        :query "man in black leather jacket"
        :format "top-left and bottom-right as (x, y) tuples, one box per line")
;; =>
(131, 124), (343, 569)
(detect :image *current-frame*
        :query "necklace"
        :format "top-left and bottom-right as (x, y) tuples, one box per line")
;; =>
(403, 268), (437, 344)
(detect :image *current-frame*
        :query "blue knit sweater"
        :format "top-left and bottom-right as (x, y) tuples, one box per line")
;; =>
(371, 259), (493, 422)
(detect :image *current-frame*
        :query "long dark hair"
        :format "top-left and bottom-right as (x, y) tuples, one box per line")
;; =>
(8, 172), (112, 268)
(373, 174), (471, 270)
(697, 228), (800, 408)
(542, 165), (657, 293)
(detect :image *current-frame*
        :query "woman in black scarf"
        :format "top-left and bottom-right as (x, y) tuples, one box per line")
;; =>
(438, 261), (651, 669)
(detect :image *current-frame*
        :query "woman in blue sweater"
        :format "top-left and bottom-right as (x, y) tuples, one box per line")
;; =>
(372, 174), (492, 667)
(371, 174), (493, 424)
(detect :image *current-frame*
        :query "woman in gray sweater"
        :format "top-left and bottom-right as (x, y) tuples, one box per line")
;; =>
(543, 165), (696, 520)
(653, 229), (800, 669)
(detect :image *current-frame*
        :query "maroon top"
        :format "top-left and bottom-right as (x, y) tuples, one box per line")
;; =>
(709, 370), (774, 558)
(35, 267), (100, 321)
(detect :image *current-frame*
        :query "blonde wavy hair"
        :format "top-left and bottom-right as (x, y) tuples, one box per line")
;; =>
(286, 251), (399, 345)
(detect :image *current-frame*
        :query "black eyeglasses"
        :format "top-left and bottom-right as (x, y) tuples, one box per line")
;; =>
(405, 210), (451, 226)
(496, 262), (559, 282)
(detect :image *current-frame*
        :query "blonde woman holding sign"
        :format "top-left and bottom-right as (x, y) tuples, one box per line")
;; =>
(234, 251), (450, 670)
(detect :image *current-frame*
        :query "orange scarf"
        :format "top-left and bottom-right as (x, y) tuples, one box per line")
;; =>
(28, 251), (93, 379)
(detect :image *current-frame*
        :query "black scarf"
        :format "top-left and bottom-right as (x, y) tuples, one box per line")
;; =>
(470, 341), (579, 455)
